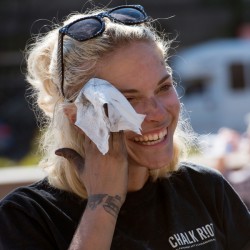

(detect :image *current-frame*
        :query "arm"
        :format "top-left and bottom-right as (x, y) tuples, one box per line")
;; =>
(56, 131), (128, 250)
(221, 178), (250, 250)
(69, 194), (122, 250)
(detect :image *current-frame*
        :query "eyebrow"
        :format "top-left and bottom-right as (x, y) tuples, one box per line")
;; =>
(120, 74), (171, 94)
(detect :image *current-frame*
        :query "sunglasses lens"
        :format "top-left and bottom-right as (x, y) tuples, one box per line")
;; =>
(109, 7), (146, 23)
(67, 18), (103, 41)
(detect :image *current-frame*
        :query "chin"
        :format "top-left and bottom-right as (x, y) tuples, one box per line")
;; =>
(145, 156), (173, 170)
(126, 126), (177, 169)
(128, 146), (174, 170)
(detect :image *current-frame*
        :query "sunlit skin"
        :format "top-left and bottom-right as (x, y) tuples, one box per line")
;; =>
(96, 41), (181, 188)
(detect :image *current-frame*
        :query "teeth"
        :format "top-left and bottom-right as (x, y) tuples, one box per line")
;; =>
(159, 131), (164, 138)
(153, 134), (158, 140)
(141, 137), (165, 145)
(134, 129), (167, 144)
(148, 134), (154, 141)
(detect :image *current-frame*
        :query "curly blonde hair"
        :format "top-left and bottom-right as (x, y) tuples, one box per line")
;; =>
(25, 7), (196, 199)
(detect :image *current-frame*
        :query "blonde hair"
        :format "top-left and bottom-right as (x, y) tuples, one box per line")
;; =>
(26, 8), (196, 199)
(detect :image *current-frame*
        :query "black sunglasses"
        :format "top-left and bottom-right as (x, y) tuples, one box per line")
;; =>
(57, 5), (149, 99)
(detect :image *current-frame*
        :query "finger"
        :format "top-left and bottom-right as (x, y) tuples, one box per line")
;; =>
(55, 148), (84, 172)
(103, 103), (109, 117)
(110, 131), (126, 151)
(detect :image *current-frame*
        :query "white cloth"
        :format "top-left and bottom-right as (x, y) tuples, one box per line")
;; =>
(74, 78), (145, 154)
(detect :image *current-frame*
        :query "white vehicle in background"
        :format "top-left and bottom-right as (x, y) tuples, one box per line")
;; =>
(172, 39), (250, 134)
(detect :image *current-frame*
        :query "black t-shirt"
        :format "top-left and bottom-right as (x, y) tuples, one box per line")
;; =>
(0, 163), (250, 250)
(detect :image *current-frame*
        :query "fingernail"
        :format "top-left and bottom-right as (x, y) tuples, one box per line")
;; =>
(55, 150), (63, 156)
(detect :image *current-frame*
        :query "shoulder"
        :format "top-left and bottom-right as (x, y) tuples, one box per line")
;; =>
(164, 162), (227, 200)
(179, 161), (222, 177)
(0, 179), (82, 248)
(0, 178), (51, 210)
(0, 178), (81, 211)
(176, 161), (224, 184)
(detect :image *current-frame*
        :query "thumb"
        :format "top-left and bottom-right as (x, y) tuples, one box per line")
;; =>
(55, 148), (84, 173)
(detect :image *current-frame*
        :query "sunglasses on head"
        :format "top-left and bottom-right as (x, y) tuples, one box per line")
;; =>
(57, 5), (149, 99)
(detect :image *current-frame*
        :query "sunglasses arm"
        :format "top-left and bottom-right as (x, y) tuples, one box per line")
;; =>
(57, 32), (66, 98)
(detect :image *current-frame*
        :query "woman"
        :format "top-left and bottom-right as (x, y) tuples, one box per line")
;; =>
(0, 5), (249, 250)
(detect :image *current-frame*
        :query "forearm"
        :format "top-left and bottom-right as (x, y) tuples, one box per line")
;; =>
(69, 194), (122, 250)
(56, 133), (128, 249)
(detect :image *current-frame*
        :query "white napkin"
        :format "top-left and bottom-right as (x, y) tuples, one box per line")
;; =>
(74, 78), (145, 155)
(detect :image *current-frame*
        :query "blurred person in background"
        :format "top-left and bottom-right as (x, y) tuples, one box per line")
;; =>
(0, 4), (250, 250)
(213, 116), (250, 210)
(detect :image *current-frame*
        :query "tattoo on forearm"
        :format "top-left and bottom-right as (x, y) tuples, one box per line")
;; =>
(103, 195), (122, 217)
(88, 194), (107, 210)
(87, 194), (122, 218)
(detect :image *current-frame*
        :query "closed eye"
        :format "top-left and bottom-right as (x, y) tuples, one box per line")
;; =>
(125, 96), (137, 103)
(157, 83), (173, 93)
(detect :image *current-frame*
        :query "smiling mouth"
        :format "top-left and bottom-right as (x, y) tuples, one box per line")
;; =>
(134, 128), (168, 145)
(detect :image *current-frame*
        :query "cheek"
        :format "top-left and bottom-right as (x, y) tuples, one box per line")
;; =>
(129, 100), (147, 115)
(130, 91), (181, 117)
(170, 95), (181, 117)
(158, 92), (181, 119)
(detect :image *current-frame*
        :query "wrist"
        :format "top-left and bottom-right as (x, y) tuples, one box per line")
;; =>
(87, 193), (123, 218)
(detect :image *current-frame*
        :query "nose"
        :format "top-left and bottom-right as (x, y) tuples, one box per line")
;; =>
(142, 97), (166, 122)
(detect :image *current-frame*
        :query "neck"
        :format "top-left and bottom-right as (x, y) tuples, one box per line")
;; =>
(127, 165), (149, 192)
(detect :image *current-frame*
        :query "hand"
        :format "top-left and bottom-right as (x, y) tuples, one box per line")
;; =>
(55, 131), (128, 204)
(56, 132), (128, 249)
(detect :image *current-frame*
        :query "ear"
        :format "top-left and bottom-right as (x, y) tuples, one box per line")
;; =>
(63, 103), (77, 124)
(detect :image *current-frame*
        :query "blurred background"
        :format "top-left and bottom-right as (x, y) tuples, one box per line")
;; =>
(0, 0), (250, 206)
